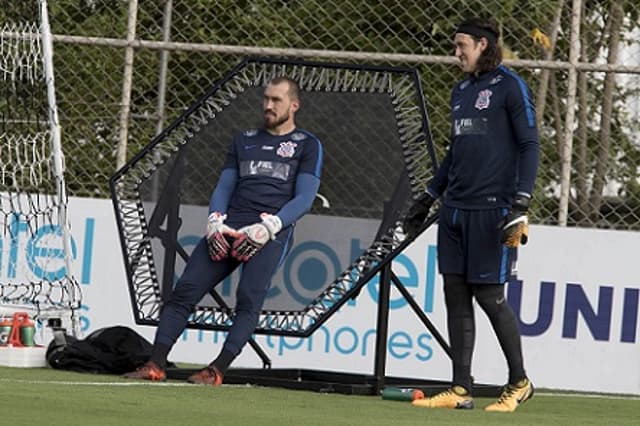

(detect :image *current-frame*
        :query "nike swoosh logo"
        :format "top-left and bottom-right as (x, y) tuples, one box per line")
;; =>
(517, 387), (533, 404)
(496, 296), (505, 304)
(244, 145), (257, 150)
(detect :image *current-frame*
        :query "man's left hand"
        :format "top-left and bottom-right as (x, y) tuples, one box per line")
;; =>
(500, 195), (530, 248)
(231, 214), (282, 262)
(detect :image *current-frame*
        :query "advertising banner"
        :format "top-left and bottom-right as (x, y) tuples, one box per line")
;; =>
(9, 196), (636, 395)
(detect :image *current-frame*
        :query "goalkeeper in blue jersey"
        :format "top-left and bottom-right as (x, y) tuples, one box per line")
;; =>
(404, 16), (538, 412)
(124, 76), (323, 385)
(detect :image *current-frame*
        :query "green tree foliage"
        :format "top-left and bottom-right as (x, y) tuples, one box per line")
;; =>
(2, 0), (638, 229)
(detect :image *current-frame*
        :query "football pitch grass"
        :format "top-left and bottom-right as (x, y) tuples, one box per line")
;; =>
(1, 366), (638, 426)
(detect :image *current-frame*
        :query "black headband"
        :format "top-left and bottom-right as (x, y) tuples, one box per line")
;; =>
(455, 24), (498, 45)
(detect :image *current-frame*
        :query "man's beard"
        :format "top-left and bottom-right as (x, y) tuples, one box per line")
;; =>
(264, 111), (289, 130)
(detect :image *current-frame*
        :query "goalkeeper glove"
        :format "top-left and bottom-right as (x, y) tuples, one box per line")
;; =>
(403, 191), (436, 237)
(206, 212), (237, 261)
(231, 214), (282, 262)
(259, 213), (283, 238)
(499, 194), (530, 248)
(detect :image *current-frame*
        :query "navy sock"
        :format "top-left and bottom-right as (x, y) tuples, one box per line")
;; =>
(211, 349), (236, 374)
(150, 343), (171, 369)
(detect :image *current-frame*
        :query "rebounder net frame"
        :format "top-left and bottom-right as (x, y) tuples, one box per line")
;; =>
(0, 0), (81, 334)
(110, 57), (437, 337)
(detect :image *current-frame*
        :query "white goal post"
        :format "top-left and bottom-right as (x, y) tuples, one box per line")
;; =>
(0, 0), (81, 336)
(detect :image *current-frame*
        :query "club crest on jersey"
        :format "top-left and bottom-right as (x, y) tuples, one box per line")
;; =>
(475, 89), (492, 110)
(277, 141), (297, 158)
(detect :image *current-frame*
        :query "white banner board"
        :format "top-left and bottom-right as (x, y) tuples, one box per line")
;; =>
(5, 196), (637, 395)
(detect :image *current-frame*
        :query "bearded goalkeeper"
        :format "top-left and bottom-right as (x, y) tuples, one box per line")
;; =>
(124, 76), (323, 385)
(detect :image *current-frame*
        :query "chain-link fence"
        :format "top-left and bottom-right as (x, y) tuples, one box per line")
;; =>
(5, 0), (640, 229)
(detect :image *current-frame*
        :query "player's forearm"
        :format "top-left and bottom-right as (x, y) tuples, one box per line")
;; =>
(276, 173), (320, 227)
(209, 168), (238, 214)
(516, 139), (540, 196)
(427, 148), (452, 197)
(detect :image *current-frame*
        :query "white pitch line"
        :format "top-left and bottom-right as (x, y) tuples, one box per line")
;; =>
(0, 378), (194, 387)
(535, 392), (640, 401)
(1, 378), (639, 400)
(0, 378), (249, 388)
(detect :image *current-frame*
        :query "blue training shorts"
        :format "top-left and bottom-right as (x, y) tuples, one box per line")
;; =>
(437, 205), (518, 284)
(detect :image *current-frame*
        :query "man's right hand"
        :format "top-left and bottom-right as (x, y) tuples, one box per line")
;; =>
(206, 212), (237, 261)
(403, 191), (436, 237)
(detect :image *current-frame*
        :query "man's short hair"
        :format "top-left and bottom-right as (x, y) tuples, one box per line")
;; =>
(269, 76), (300, 100)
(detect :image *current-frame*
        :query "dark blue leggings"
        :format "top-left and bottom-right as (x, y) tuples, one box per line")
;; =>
(154, 227), (292, 356)
(443, 273), (526, 391)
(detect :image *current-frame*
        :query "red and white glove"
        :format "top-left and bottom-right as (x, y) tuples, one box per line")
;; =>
(206, 212), (237, 261)
(231, 214), (282, 262)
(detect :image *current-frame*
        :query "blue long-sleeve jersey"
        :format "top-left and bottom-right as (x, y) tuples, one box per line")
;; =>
(209, 128), (323, 227)
(428, 65), (539, 209)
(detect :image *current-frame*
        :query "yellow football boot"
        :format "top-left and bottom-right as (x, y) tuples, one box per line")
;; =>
(412, 385), (474, 409)
(485, 378), (534, 412)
